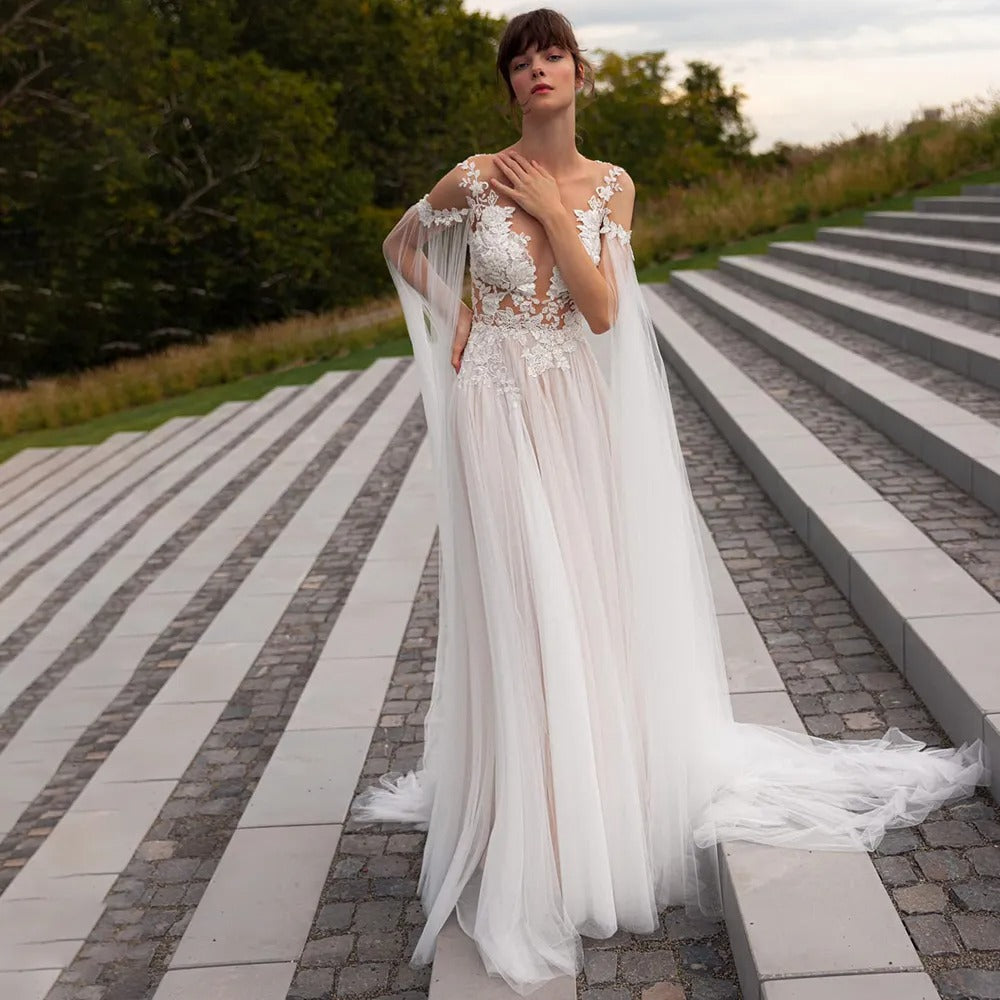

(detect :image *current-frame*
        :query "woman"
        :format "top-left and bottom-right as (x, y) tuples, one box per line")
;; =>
(350, 8), (987, 995)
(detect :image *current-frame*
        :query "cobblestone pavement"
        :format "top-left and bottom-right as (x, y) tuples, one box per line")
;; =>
(656, 280), (1000, 997)
(657, 278), (1000, 602)
(43, 367), (422, 999)
(0, 375), (360, 760)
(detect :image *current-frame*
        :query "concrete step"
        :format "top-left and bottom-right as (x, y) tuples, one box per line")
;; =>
(644, 284), (1000, 799)
(764, 240), (1000, 320)
(712, 253), (1000, 392)
(673, 267), (1000, 516)
(0, 389), (296, 644)
(0, 366), (402, 832)
(0, 446), (91, 510)
(865, 210), (1000, 243)
(964, 183), (1000, 197)
(916, 196), (1000, 217)
(0, 449), (61, 492)
(817, 225), (1000, 275)
(0, 429), (157, 546)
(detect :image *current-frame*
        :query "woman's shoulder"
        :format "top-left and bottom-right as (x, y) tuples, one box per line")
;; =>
(592, 158), (631, 181)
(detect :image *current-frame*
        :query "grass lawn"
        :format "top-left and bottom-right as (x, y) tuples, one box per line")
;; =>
(3, 161), (998, 464)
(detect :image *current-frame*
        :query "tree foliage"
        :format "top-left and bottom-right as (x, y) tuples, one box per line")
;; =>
(0, 0), (755, 384)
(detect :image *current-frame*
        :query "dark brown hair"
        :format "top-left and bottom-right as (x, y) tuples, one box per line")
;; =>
(495, 8), (596, 124)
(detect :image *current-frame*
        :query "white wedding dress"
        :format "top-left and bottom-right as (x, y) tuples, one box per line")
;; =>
(350, 153), (988, 996)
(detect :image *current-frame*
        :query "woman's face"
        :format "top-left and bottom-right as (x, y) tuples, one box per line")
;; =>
(507, 43), (580, 114)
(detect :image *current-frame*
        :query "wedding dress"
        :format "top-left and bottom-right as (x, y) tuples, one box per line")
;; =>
(349, 153), (988, 996)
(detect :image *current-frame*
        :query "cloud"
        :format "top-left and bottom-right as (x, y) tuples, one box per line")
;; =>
(467, 0), (1000, 150)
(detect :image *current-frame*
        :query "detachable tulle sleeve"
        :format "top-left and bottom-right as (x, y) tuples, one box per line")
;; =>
(350, 179), (474, 830)
(382, 186), (473, 483)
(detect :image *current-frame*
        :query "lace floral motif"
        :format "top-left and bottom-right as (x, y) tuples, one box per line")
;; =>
(416, 195), (469, 228)
(600, 218), (633, 258)
(455, 156), (628, 405)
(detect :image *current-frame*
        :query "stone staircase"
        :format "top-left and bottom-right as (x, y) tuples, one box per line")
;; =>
(0, 178), (998, 1000)
(644, 180), (1000, 1000)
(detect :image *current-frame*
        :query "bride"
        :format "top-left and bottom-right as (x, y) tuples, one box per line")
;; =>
(350, 7), (988, 995)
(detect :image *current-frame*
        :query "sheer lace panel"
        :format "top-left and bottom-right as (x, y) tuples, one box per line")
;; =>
(450, 155), (630, 403)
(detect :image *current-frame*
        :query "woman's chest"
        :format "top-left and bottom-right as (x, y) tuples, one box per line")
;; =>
(468, 201), (606, 302)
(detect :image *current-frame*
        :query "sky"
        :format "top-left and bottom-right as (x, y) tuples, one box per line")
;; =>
(467, 0), (1000, 153)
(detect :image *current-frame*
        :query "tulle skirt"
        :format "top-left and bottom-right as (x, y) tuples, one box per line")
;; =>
(351, 329), (987, 996)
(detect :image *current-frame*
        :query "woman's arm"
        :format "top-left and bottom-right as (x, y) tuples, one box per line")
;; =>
(383, 163), (471, 307)
(594, 172), (637, 333)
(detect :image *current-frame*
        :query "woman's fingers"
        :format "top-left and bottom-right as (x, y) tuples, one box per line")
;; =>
(494, 155), (515, 178)
(489, 177), (517, 199)
(506, 150), (533, 177)
(500, 151), (529, 180)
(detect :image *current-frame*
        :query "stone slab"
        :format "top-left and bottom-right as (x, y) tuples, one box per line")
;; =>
(0, 448), (56, 490)
(0, 939), (82, 974)
(169, 824), (341, 968)
(0, 969), (63, 1000)
(430, 913), (575, 1000)
(904, 613), (1000, 749)
(761, 971), (939, 1000)
(812, 508), (927, 598)
(318, 599), (416, 659)
(730, 692), (805, 733)
(199, 592), (291, 644)
(19, 779), (173, 880)
(0, 431), (146, 540)
(238, 728), (372, 828)
(718, 613), (785, 695)
(721, 841), (921, 1000)
(152, 642), (261, 705)
(850, 548), (998, 666)
(154, 963), (296, 1000)
(987, 714), (1000, 803)
(93, 702), (224, 783)
(288, 655), (397, 731)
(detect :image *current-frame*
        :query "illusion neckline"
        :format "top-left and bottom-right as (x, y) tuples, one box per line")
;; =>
(463, 153), (621, 218)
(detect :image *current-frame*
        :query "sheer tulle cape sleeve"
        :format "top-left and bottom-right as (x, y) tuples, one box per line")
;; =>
(349, 195), (473, 829)
(383, 196), (473, 490)
(597, 229), (987, 868)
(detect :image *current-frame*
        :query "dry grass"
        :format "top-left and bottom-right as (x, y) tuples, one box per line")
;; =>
(632, 93), (1000, 266)
(0, 295), (402, 440)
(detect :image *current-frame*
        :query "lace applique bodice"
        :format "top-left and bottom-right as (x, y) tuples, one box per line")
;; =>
(416, 155), (631, 405)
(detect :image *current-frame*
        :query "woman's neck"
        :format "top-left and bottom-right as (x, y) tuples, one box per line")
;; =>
(511, 113), (585, 181)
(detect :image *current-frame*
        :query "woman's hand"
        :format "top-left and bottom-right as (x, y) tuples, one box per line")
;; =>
(489, 151), (563, 227)
(451, 302), (473, 375)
